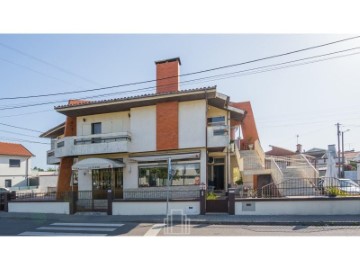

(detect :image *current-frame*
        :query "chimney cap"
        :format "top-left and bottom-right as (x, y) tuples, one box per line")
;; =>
(155, 57), (181, 65)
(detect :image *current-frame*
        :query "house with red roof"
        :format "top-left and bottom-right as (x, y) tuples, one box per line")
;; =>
(0, 142), (34, 188)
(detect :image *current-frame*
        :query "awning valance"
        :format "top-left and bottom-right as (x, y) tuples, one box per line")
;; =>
(129, 152), (200, 162)
(72, 158), (125, 170)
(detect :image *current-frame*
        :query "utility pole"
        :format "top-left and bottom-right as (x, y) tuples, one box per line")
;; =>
(336, 123), (341, 178)
(341, 129), (350, 178)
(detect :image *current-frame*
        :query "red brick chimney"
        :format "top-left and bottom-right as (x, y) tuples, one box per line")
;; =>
(155, 57), (181, 93)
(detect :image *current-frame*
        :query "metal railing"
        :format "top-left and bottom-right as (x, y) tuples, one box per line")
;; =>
(269, 157), (284, 185)
(234, 178), (360, 198)
(123, 188), (201, 200)
(254, 139), (265, 167)
(12, 191), (72, 201)
(300, 154), (319, 179)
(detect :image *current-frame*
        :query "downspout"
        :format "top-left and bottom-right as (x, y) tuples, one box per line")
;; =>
(205, 90), (208, 189)
(25, 157), (29, 186)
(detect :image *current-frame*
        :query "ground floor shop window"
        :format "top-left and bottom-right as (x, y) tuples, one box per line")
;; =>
(92, 168), (123, 190)
(138, 163), (200, 187)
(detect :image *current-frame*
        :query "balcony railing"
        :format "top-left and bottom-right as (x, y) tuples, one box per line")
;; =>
(46, 149), (61, 164)
(52, 131), (131, 158)
(207, 125), (229, 148)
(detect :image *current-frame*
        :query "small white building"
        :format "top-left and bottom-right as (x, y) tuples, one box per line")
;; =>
(0, 142), (34, 188)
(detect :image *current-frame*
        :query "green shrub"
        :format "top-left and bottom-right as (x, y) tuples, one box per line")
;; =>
(206, 192), (218, 200)
(235, 178), (243, 186)
(326, 187), (347, 197)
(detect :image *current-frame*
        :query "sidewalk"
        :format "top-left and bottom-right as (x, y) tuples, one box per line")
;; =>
(2, 212), (360, 225)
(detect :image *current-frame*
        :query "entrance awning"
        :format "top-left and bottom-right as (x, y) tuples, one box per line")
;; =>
(72, 158), (125, 170)
(129, 152), (200, 162)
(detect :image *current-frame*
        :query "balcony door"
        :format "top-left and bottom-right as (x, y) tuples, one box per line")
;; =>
(91, 122), (102, 143)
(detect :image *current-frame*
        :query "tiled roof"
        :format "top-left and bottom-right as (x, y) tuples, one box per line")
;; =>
(0, 142), (34, 157)
(54, 86), (217, 110)
(265, 145), (296, 156)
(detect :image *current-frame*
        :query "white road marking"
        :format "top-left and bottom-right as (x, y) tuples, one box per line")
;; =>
(37, 226), (116, 232)
(144, 224), (166, 236)
(18, 231), (107, 236)
(50, 223), (124, 227)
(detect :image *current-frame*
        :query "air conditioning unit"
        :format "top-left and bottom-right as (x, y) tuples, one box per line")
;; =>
(208, 157), (214, 164)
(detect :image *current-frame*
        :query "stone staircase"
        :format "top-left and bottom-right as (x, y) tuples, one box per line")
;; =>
(277, 165), (320, 197)
(240, 150), (264, 170)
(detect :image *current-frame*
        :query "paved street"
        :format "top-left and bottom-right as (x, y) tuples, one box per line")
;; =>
(1, 213), (360, 236)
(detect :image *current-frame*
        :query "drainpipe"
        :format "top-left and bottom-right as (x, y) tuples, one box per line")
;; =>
(205, 90), (208, 189)
(25, 157), (29, 186)
(227, 110), (231, 191)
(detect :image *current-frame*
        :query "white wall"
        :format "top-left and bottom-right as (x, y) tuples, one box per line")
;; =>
(235, 199), (360, 215)
(113, 201), (200, 215)
(130, 105), (156, 152)
(38, 175), (58, 192)
(77, 111), (130, 136)
(179, 100), (206, 148)
(208, 105), (227, 121)
(0, 156), (32, 187)
(123, 158), (138, 189)
(8, 202), (70, 214)
(78, 170), (92, 191)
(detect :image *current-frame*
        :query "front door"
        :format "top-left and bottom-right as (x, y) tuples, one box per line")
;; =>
(213, 165), (224, 190)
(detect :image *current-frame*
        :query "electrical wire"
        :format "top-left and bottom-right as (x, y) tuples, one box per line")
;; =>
(1, 35), (359, 101)
(0, 41), (103, 87)
(0, 122), (44, 133)
(1, 46), (360, 111)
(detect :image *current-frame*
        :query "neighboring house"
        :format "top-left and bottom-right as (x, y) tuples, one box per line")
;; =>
(0, 142), (34, 188)
(265, 145), (297, 157)
(41, 57), (266, 199)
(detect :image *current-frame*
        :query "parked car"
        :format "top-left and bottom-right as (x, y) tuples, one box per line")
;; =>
(0, 187), (10, 194)
(338, 178), (360, 194)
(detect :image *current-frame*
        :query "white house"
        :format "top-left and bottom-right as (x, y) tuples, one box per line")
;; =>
(0, 142), (34, 188)
(40, 57), (267, 213)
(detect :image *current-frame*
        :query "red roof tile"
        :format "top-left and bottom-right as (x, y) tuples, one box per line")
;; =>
(0, 142), (34, 157)
(265, 145), (296, 156)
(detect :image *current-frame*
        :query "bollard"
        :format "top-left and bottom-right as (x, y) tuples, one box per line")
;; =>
(200, 189), (206, 215)
(228, 188), (235, 215)
(107, 189), (113, 215)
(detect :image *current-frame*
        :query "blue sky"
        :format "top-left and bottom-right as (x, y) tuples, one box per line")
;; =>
(0, 34), (359, 168)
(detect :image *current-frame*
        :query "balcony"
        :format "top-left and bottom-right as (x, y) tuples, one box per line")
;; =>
(207, 125), (229, 148)
(53, 132), (131, 158)
(47, 149), (61, 165)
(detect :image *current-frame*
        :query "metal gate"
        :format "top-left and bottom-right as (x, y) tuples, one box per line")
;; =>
(206, 196), (229, 213)
(0, 193), (5, 211)
(76, 190), (108, 212)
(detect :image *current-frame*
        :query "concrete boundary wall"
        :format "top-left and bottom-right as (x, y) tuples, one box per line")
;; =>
(8, 202), (70, 214)
(113, 201), (200, 215)
(235, 198), (360, 215)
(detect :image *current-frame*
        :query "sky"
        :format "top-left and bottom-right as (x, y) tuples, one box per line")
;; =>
(0, 34), (360, 168)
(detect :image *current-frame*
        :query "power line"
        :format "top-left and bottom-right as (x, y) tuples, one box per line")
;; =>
(0, 136), (49, 145)
(0, 41), (103, 87)
(1, 46), (360, 112)
(1, 35), (359, 101)
(0, 129), (47, 139)
(0, 122), (44, 133)
(0, 56), (84, 89)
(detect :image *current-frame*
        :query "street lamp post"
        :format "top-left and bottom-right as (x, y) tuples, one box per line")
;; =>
(341, 129), (350, 178)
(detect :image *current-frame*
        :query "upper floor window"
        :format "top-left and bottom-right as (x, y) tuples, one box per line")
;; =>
(9, 159), (20, 167)
(91, 122), (102, 134)
(91, 122), (102, 143)
(207, 116), (225, 126)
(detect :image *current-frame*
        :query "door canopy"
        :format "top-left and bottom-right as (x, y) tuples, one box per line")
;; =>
(72, 158), (125, 170)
